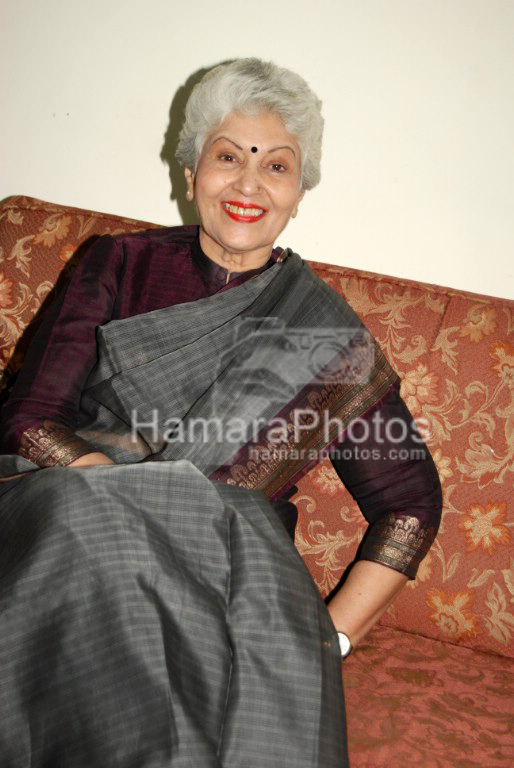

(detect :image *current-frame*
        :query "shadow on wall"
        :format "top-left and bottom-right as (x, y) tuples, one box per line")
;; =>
(161, 67), (211, 224)
(160, 63), (226, 225)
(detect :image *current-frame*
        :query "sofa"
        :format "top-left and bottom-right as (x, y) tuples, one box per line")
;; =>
(1, 195), (513, 767)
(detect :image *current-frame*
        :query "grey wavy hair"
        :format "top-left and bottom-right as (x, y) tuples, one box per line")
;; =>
(175, 58), (324, 191)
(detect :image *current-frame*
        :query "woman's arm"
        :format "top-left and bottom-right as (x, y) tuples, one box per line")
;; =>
(327, 382), (442, 647)
(0, 235), (124, 467)
(327, 561), (407, 647)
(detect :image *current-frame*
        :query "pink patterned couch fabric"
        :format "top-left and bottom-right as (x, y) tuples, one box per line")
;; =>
(1, 196), (513, 766)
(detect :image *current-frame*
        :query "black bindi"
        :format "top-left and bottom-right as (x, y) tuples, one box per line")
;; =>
(251, 145), (258, 153)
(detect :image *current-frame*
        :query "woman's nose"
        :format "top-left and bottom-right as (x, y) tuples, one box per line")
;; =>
(233, 163), (261, 196)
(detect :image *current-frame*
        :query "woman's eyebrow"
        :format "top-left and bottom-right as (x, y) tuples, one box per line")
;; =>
(268, 145), (297, 157)
(211, 136), (243, 150)
(211, 137), (296, 158)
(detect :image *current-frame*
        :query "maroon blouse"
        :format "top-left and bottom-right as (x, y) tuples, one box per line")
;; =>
(0, 226), (441, 578)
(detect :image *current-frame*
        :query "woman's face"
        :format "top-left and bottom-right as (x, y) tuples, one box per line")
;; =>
(185, 111), (304, 268)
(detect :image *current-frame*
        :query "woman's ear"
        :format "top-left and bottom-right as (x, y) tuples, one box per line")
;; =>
(184, 167), (195, 202)
(291, 191), (305, 219)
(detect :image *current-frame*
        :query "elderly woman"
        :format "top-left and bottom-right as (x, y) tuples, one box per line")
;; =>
(0, 60), (441, 767)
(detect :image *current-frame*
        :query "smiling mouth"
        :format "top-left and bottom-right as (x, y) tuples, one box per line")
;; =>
(222, 201), (268, 222)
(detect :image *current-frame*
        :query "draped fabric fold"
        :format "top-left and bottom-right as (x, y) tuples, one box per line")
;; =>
(0, 461), (347, 767)
(77, 252), (398, 499)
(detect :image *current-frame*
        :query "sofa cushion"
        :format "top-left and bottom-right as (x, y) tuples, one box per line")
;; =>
(344, 622), (514, 767)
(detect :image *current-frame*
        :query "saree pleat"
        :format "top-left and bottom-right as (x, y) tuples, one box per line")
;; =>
(0, 460), (347, 767)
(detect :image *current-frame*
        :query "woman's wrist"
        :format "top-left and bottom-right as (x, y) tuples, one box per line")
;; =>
(67, 452), (115, 467)
(328, 560), (408, 648)
(18, 420), (97, 468)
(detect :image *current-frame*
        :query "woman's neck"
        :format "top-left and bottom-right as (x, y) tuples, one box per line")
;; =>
(199, 229), (273, 274)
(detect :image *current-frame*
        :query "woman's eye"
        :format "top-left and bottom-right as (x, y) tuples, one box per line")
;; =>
(270, 162), (287, 173)
(219, 153), (236, 162)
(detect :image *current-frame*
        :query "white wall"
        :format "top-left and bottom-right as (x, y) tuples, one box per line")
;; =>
(2, 0), (513, 299)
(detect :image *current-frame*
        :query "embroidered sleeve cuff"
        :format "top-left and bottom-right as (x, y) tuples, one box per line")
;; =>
(359, 513), (436, 580)
(19, 420), (95, 468)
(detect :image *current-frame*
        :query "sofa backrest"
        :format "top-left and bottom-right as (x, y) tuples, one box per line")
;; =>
(1, 195), (513, 658)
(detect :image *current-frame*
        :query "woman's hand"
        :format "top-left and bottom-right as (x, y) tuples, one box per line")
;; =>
(67, 452), (115, 468)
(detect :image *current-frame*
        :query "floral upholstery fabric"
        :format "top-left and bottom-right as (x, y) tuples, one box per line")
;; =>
(0, 196), (160, 393)
(1, 195), (513, 765)
(296, 261), (514, 659)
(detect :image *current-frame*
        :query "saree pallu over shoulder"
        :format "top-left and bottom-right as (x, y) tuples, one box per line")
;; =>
(78, 252), (398, 499)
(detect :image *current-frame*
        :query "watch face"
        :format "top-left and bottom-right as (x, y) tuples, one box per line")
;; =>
(337, 632), (352, 658)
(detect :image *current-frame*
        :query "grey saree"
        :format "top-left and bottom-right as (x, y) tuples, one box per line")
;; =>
(0, 460), (346, 767)
(0, 251), (396, 766)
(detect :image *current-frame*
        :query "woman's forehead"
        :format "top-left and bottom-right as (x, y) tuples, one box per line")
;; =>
(205, 111), (300, 155)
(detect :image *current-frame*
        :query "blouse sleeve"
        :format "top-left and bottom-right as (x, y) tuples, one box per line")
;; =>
(329, 381), (442, 580)
(0, 235), (124, 466)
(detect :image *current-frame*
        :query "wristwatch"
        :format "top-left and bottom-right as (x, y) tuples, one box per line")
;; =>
(337, 631), (353, 659)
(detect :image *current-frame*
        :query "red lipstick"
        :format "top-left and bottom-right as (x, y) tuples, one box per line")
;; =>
(221, 200), (268, 223)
